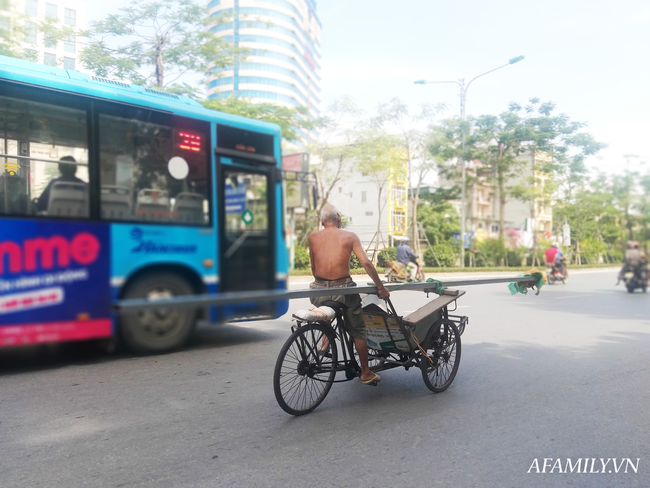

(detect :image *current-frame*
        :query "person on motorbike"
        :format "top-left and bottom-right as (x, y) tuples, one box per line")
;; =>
(396, 238), (419, 281)
(544, 242), (566, 277)
(616, 241), (647, 285)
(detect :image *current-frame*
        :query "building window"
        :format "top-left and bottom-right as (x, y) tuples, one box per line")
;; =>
(63, 57), (75, 70)
(391, 211), (406, 233)
(44, 53), (56, 66)
(64, 8), (76, 27)
(365, 211), (373, 216)
(64, 35), (75, 53)
(491, 224), (499, 233)
(44, 32), (57, 49)
(338, 187), (342, 193)
(24, 21), (37, 44)
(25, 0), (38, 17)
(361, 191), (366, 203)
(45, 3), (58, 19)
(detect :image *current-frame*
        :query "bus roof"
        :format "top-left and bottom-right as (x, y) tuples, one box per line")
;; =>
(0, 55), (281, 137)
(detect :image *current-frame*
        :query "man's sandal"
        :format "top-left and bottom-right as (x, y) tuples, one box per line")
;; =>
(360, 372), (381, 385)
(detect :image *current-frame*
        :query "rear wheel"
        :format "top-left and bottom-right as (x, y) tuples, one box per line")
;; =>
(273, 323), (338, 416)
(420, 321), (461, 393)
(120, 273), (197, 354)
(626, 284), (635, 293)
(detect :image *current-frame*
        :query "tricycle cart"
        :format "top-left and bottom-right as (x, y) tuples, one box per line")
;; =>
(273, 288), (467, 416)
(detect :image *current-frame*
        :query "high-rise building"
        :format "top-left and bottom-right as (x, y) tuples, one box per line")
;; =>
(207, 0), (321, 143)
(0, 0), (86, 71)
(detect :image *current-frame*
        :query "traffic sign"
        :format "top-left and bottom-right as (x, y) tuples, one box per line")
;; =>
(242, 209), (254, 225)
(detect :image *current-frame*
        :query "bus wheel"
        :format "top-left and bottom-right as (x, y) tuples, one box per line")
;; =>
(120, 273), (197, 354)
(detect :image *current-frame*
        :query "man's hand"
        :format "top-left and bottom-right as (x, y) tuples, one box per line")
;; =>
(377, 284), (390, 299)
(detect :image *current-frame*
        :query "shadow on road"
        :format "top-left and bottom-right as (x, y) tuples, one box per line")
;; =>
(0, 322), (276, 376)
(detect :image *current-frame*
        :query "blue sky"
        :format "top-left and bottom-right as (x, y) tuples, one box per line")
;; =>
(87, 0), (650, 173)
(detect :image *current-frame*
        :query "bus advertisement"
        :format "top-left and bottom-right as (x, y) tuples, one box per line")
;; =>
(0, 55), (289, 353)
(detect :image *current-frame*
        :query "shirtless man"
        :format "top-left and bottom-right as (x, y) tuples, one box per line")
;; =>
(308, 204), (390, 385)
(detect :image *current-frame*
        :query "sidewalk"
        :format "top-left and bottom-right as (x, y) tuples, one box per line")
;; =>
(288, 266), (619, 285)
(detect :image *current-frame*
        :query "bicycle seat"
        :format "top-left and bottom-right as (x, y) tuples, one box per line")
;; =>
(321, 300), (347, 311)
(292, 306), (337, 323)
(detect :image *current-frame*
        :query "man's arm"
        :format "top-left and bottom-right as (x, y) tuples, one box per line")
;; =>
(351, 234), (389, 299)
(406, 245), (418, 261)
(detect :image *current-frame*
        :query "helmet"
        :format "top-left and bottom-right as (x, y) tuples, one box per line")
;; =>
(633, 241), (640, 249)
(627, 240), (635, 249)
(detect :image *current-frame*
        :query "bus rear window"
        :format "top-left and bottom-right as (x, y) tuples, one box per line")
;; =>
(98, 113), (210, 225)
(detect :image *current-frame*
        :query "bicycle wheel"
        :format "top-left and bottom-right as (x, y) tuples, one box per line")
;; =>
(273, 323), (338, 416)
(420, 321), (461, 393)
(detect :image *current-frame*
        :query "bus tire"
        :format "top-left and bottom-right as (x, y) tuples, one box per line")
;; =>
(120, 272), (197, 354)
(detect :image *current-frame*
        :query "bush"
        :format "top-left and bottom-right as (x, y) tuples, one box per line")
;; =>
(293, 245), (310, 270)
(424, 243), (457, 267)
(475, 238), (507, 267)
(377, 247), (397, 267)
(350, 253), (362, 269)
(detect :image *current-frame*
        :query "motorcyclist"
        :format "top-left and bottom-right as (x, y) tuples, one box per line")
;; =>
(544, 242), (566, 277)
(396, 238), (419, 281)
(616, 241), (647, 285)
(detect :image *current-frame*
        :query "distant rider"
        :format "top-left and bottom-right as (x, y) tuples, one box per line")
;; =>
(544, 242), (566, 276)
(396, 238), (419, 281)
(616, 241), (647, 285)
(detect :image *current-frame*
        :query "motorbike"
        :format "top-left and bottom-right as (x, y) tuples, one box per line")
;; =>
(546, 258), (568, 285)
(385, 258), (425, 283)
(622, 263), (647, 293)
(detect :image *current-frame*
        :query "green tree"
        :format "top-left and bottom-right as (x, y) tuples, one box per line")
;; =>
(203, 95), (314, 143)
(354, 130), (405, 254)
(79, 0), (240, 92)
(372, 98), (445, 250)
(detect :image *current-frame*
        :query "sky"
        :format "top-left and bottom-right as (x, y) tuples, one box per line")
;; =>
(87, 0), (650, 175)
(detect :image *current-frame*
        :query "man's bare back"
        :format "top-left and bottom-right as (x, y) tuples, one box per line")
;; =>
(308, 227), (359, 280)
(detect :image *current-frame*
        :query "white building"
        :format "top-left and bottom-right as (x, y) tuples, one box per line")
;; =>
(206, 0), (321, 143)
(1, 0), (86, 71)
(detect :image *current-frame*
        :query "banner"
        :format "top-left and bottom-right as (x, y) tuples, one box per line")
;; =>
(0, 220), (111, 346)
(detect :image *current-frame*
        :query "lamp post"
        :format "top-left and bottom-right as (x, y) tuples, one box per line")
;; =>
(415, 55), (525, 267)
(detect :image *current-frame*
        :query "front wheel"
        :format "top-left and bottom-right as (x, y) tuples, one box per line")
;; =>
(421, 321), (461, 393)
(273, 323), (338, 416)
(119, 272), (197, 354)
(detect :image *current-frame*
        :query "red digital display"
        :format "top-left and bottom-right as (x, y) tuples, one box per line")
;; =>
(178, 131), (202, 152)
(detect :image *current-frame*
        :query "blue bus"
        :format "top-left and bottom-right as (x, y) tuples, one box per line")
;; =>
(0, 55), (288, 353)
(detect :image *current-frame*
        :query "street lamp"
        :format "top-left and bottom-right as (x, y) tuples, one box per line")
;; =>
(415, 55), (525, 267)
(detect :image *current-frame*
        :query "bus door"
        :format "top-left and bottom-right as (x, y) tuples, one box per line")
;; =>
(215, 125), (278, 303)
(219, 163), (275, 294)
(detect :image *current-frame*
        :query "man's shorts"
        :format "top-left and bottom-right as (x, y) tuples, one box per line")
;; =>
(309, 278), (366, 340)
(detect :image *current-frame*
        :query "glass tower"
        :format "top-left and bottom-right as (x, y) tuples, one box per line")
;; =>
(207, 0), (321, 143)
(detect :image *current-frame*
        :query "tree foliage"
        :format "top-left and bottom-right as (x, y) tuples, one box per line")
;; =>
(79, 0), (241, 92)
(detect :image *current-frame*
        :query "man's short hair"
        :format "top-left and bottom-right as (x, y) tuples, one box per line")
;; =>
(58, 156), (77, 178)
(320, 204), (339, 223)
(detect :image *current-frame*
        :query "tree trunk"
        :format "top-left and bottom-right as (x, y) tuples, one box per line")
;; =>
(155, 36), (165, 88)
(499, 174), (506, 241)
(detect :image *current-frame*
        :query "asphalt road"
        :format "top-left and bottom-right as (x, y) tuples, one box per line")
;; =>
(1, 268), (649, 488)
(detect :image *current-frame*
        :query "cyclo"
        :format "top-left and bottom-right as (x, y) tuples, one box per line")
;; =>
(273, 285), (468, 416)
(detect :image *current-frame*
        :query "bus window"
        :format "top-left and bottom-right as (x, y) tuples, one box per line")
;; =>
(0, 94), (89, 218)
(98, 113), (210, 225)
